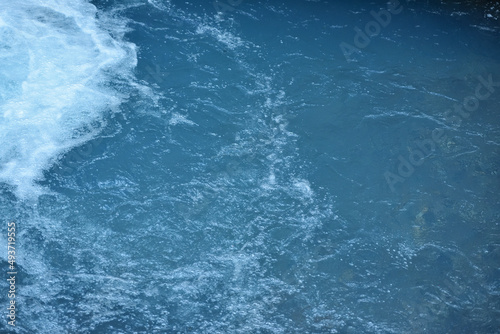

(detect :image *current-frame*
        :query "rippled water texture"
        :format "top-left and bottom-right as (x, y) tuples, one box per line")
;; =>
(0, 0), (499, 333)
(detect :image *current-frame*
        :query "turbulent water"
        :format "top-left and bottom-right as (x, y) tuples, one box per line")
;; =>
(0, 0), (499, 333)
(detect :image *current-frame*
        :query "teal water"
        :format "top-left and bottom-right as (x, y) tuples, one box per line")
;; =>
(1, 0), (499, 332)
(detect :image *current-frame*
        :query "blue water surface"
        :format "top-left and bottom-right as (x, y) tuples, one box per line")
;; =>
(0, 0), (499, 333)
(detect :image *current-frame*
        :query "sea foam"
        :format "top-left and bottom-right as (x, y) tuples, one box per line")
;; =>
(0, 0), (138, 199)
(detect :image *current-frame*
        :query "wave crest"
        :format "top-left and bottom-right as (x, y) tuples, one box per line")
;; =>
(0, 0), (138, 199)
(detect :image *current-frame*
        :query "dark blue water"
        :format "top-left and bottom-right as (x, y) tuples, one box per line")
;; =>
(1, 0), (499, 332)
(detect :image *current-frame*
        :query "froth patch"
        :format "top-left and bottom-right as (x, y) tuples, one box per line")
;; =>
(0, 0), (138, 199)
(196, 24), (245, 50)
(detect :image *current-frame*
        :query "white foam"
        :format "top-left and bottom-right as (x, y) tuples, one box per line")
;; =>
(195, 24), (245, 50)
(0, 0), (138, 199)
(293, 179), (314, 199)
(148, 0), (171, 11)
(169, 112), (197, 126)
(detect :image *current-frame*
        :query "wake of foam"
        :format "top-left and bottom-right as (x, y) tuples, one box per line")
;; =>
(0, 0), (138, 199)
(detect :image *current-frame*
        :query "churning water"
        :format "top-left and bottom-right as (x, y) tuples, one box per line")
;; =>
(0, 0), (499, 332)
